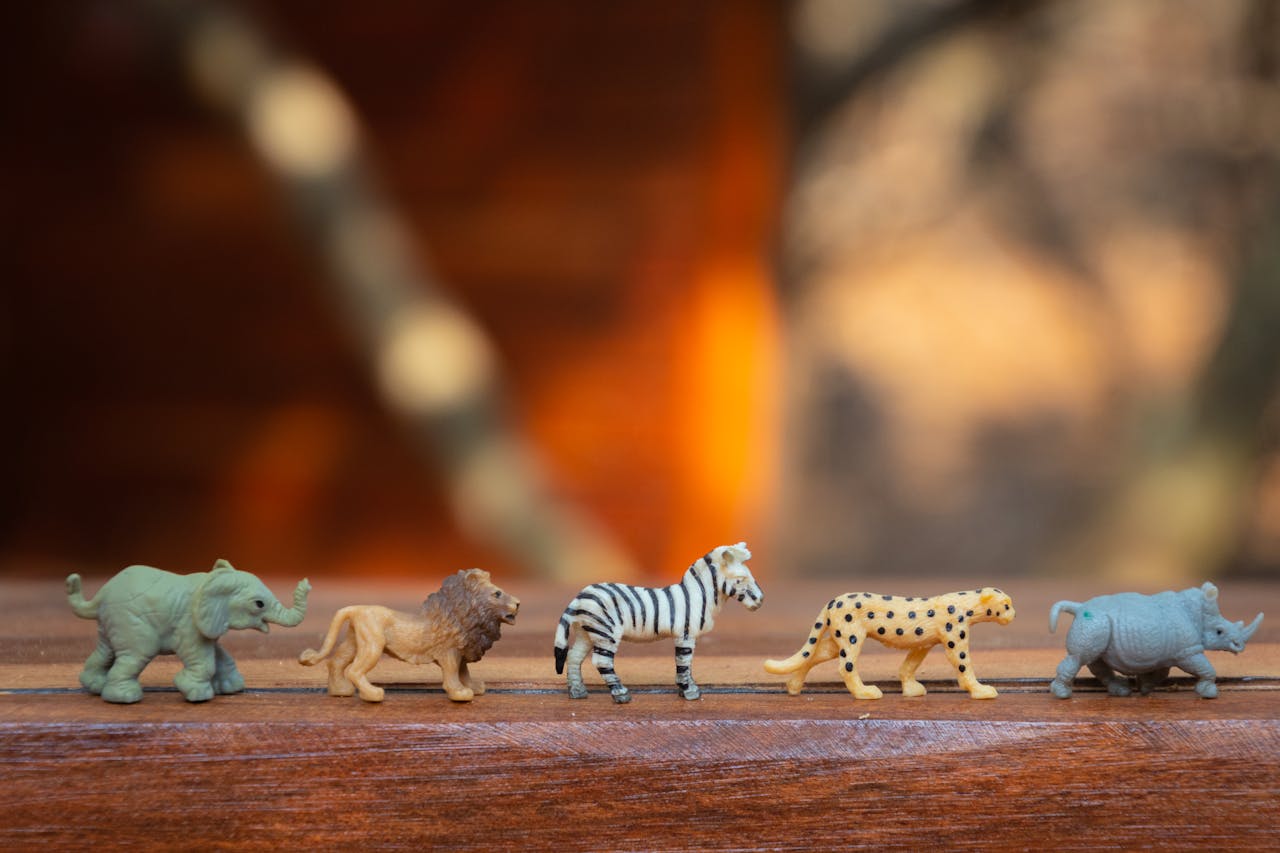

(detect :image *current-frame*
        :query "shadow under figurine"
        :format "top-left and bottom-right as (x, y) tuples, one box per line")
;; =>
(765, 587), (1015, 699)
(1049, 582), (1263, 699)
(553, 542), (763, 704)
(299, 568), (518, 702)
(67, 559), (310, 703)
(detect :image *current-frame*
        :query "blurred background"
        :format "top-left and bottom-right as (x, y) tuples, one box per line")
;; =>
(3, 0), (1279, 586)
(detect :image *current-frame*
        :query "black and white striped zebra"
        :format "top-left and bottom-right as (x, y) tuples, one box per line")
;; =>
(553, 542), (762, 703)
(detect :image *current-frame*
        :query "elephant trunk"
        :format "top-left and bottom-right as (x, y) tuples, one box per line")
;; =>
(1241, 613), (1264, 643)
(267, 579), (311, 627)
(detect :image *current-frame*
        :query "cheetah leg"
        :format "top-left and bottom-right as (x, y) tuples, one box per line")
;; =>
(1087, 660), (1131, 697)
(898, 646), (931, 697)
(785, 631), (839, 695)
(564, 633), (591, 698)
(837, 629), (881, 699)
(943, 637), (995, 699)
(675, 639), (700, 700)
(592, 642), (629, 704)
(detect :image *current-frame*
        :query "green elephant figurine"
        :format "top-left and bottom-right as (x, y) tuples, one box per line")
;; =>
(66, 558), (311, 703)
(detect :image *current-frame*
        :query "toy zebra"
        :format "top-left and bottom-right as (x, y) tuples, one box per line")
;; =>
(553, 542), (762, 703)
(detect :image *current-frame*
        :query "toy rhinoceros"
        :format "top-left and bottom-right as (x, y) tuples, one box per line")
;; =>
(1049, 582), (1262, 699)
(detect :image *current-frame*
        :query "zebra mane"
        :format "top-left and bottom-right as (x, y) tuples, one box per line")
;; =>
(712, 541), (752, 568)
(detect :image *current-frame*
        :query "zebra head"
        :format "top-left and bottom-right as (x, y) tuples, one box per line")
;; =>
(714, 541), (763, 611)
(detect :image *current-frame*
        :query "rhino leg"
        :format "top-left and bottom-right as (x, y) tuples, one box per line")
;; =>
(1175, 653), (1219, 699)
(1087, 660), (1131, 696)
(1050, 654), (1081, 698)
(1137, 667), (1170, 695)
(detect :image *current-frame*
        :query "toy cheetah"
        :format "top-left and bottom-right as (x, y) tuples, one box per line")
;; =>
(764, 587), (1015, 699)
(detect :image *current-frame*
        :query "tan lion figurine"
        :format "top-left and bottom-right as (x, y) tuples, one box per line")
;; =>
(299, 568), (519, 702)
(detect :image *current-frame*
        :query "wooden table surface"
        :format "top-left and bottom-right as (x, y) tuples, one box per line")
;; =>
(2, 575), (1278, 850)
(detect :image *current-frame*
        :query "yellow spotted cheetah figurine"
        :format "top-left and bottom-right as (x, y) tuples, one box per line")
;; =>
(765, 587), (1015, 699)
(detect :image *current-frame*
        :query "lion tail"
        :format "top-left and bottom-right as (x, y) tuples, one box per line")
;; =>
(1048, 600), (1082, 634)
(764, 604), (831, 675)
(553, 606), (576, 675)
(298, 607), (356, 666)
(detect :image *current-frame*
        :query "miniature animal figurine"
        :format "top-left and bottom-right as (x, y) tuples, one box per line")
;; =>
(765, 587), (1015, 699)
(299, 568), (518, 702)
(554, 542), (762, 703)
(66, 559), (310, 704)
(1049, 582), (1263, 699)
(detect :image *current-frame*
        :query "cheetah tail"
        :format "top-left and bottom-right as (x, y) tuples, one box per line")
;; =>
(298, 607), (355, 666)
(1048, 600), (1082, 634)
(763, 604), (831, 675)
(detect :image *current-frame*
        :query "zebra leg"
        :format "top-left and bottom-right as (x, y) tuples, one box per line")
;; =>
(592, 643), (630, 704)
(675, 639), (699, 700)
(565, 634), (591, 699)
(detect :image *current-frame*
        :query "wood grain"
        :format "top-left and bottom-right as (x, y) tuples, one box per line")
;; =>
(2, 577), (1278, 849)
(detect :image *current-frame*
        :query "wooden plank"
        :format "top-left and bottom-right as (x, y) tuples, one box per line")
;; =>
(2, 577), (1278, 848)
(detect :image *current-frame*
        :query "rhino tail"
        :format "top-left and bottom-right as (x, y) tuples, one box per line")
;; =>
(1049, 600), (1083, 633)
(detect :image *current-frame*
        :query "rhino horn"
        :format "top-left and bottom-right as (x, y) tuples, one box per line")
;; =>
(1241, 613), (1264, 642)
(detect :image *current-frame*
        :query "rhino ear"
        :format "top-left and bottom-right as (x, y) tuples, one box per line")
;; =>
(1201, 582), (1219, 602)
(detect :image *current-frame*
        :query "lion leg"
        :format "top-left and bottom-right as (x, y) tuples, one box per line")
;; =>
(899, 646), (931, 698)
(344, 623), (387, 703)
(326, 631), (358, 697)
(439, 648), (475, 702)
(459, 660), (484, 695)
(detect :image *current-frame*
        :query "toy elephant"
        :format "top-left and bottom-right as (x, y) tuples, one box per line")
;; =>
(1049, 582), (1263, 699)
(67, 559), (310, 703)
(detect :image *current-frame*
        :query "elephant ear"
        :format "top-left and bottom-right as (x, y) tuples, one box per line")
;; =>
(194, 562), (241, 638)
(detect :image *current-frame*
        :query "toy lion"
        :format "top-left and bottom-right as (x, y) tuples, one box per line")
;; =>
(299, 568), (519, 702)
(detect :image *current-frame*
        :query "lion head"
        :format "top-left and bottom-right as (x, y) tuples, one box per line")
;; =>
(421, 568), (520, 662)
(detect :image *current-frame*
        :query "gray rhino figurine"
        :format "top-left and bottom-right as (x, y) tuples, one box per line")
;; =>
(1049, 582), (1262, 699)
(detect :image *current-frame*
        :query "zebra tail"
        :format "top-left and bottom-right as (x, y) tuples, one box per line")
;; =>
(1048, 600), (1082, 633)
(553, 604), (576, 675)
(763, 604), (830, 675)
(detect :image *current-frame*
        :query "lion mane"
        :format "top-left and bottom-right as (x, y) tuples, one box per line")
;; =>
(423, 568), (509, 663)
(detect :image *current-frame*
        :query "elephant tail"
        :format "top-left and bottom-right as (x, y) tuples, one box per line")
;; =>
(298, 607), (355, 666)
(1049, 600), (1082, 633)
(66, 574), (100, 619)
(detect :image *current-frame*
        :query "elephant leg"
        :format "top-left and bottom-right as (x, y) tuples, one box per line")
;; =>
(1176, 652), (1219, 698)
(174, 643), (217, 703)
(101, 652), (151, 704)
(343, 630), (387, 703)
(458, 661), (484, 695)
(1137, 667), (1170, 696)
(79, 635), (114, 695)
(212, 644), (245, 695)
(326, 631), (358, 697)
(564, 634), (591, 699)
(1087, 660), (1131, 697)
(440, 648), (475, 702)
